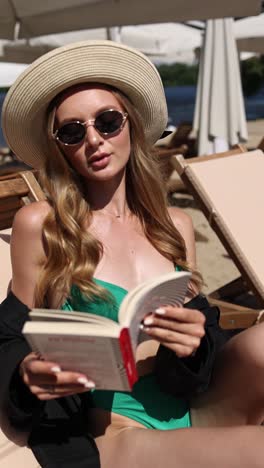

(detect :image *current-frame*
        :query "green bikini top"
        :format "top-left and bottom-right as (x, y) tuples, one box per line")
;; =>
(62, 268), (180, 319)
(62, 278), (127, 320)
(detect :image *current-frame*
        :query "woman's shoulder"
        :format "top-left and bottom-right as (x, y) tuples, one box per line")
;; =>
(168, 206), (196, 269)
(168, 206), (194, 236)
(12, 200), (51, 236)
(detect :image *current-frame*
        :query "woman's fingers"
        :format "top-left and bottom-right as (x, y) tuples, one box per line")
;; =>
(154, 306), (206, 325)
(30, 382), (94, 400)
(157, 341), (199, 358)
(20, 352), (95, 399)
(143, 316), (205, 338)
(144, 325), (202, 347)
(141, 306), (206, 357)
(142, 307), (205, 336)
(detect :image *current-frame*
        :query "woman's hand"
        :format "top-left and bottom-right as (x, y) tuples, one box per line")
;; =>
(20, 352), (95, 400)
(141, 306), (206, 358)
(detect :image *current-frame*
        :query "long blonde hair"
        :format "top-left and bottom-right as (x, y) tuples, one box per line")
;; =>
(35, 85), (201, 306)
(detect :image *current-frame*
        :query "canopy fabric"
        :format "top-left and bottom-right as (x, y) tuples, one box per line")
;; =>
(193, 18), (248, 156)
(0, 62), (28, 86)
(0, 24), (202, 65)
(0, 0), (262, 40)
(235, 13), (264, 53)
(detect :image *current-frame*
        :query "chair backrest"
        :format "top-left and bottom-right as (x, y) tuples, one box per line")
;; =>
(258, 137), (264, 152)
(167, 122), (193, 148)
(0, 171), (45, 302)
(172, 149), (264, 306)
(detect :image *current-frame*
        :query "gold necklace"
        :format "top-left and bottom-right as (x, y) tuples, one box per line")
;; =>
(99, 208), (122, 218)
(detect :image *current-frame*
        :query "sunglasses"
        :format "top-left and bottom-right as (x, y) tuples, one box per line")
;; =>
(53, 109), (128, 146)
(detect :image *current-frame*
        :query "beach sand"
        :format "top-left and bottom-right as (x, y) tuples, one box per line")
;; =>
(170, 192), (240, 295)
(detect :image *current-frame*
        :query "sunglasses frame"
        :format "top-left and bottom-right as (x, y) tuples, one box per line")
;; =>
(52, 108), (128, 146)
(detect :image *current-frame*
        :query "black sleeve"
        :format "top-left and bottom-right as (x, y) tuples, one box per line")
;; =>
(155, 294), (233, 398)
(0, 291), (43, 445)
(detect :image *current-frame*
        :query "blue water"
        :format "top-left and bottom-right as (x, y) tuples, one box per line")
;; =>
(165, 85), (264, 126)
(1, 86), (264, 147)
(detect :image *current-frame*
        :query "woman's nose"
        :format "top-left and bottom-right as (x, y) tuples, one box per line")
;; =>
(85, 125), (103, 148)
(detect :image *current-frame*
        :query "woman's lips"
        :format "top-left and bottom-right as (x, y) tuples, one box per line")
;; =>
(88, 153), (111, 169)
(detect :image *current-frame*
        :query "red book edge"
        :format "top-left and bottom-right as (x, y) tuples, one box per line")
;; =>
(119, 328), (138, 389)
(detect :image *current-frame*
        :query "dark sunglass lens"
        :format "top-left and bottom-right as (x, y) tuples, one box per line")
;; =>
(57, 122), (85, 144)
(96, 110), (123, 134)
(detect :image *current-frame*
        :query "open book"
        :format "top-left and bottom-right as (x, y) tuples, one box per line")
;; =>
(22, 271), (190, 391)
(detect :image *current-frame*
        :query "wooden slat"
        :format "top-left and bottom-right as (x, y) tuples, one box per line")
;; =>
(0, 179), (29, 199)
(0, 170), (45, 229)
(186, 144), (246, 165)
(0, 216), (15, 230)
(0, 196), (22, 213)
(220, 310), (261, 329)
(209, 297), (263, 329)
(20, 172), (46, 202)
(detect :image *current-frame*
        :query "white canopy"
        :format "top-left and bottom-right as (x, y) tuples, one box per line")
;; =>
(0, 24), (202, 65)
(235, 13), (264, 53)
(0, 62), (28, 86)
(0, 0), (262, 40)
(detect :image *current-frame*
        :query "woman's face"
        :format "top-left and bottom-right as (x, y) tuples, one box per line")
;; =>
(54, 85), (131, 181)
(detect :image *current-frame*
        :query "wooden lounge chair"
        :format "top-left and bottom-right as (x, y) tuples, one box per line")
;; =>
(0, 171), (44, 467)
(167, 122), (193, 149)
(172, 148), (264, 325)
(165, 145), (247, 194)
(153, 144), (188, 191)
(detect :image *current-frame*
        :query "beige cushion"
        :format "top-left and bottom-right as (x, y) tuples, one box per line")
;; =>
(0, 429), (39, 467)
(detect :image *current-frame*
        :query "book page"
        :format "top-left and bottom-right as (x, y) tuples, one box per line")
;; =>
(30, 308), (118, 327)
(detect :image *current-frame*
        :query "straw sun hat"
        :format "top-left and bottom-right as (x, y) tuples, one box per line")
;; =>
(2, 40), (168, 169)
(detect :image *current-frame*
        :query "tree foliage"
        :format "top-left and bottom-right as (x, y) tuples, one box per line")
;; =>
(240, 56), (264, 96)
(157, 56), (264, 96)
(157, 63), (198, 86)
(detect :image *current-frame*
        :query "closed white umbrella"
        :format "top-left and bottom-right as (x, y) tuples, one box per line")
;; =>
(193, 18), (248, 155)
(0, 0), (262, 40)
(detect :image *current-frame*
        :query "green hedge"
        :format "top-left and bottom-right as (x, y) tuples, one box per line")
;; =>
(157, 56), (264, 96)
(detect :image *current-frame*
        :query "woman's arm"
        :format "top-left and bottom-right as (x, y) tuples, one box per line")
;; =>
(10, 202), (95, 401)
(0, 203), (49, 442)
(10, 201), (49, 307)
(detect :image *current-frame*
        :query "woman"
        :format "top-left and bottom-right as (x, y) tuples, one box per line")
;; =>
(1, 40), (264, 468)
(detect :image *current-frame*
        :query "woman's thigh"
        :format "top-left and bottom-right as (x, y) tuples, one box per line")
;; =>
(191, 323), (264, 427)
(95, 425), (264, 468)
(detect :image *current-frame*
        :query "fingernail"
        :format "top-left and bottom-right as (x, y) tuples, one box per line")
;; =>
(77, 377), (95, 388)
(155, 307), (166, 315)
(84, 382), (95, 389)
(51, 366), (61, 373)
(144, 317), (154, 325)
(77, 377), (89, 384)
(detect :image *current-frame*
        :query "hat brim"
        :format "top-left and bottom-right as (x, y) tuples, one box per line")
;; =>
(2, 40), (168, 169)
